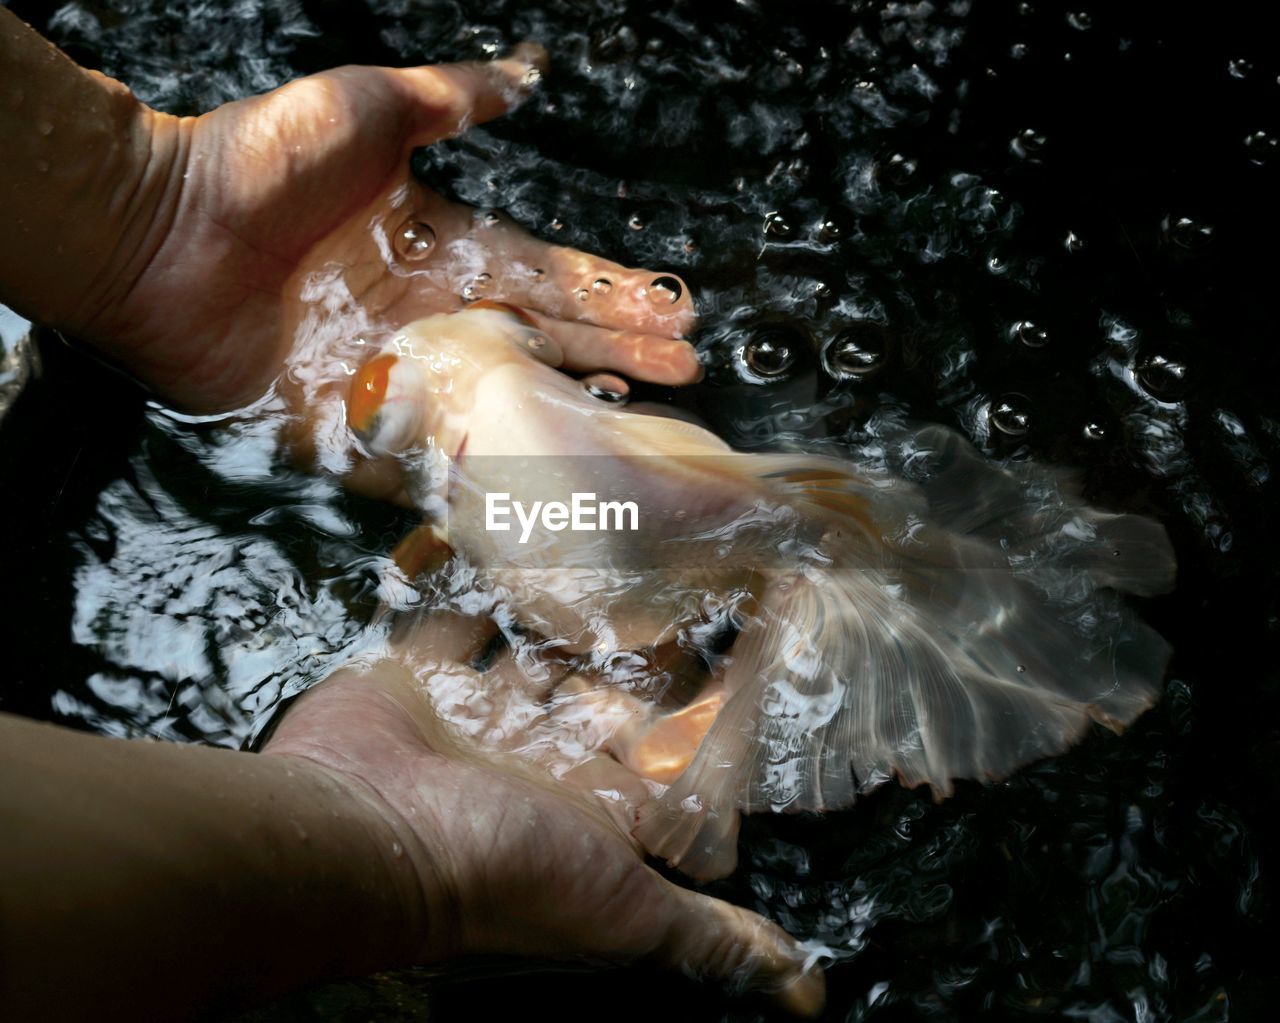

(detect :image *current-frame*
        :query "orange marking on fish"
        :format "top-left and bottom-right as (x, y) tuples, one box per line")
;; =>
(348, 353), (399, 434)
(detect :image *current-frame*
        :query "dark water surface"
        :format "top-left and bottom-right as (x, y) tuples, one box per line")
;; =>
(2, 0), (1277, 1019)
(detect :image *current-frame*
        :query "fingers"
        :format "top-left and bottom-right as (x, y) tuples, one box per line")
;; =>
(517, 308), (702, 385)
(392, 43), (549, 147)
(650, 882), (826, 1017)
(381, 186), (702, 384)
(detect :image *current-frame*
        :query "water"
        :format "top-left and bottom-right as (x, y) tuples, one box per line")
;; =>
(2, 0), (1277, 1019)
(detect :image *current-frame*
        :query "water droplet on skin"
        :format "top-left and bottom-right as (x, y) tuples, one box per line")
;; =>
(628, 214), (646, 231)
(1011, 320), (1049, 347)
(823, 330), (886, 379)
(1227, 58), (1253, 79)
(393, 220), (436, 261)
(1084, 421), (1108, 440)
(1244, 130), (1277, 165)
(990, 394), (1032, 436)
(527, 335), (547, 350)
(763, 212), (791, 238)
(391, 841), (404, 858)
(575, 288), (590, 302)
(462, 272), (492, 302)
(531, 267), (546, 277)
(592, 277), (613, 295)
(1137, 352), (1189, 400)
(1163, 215), (1215, 250)
(647, 276), (682, 305)
(1066, 11), (1092, 30)
(744, 332), (795, 378)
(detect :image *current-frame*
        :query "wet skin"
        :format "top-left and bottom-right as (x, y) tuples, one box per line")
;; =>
(0, 8), (826, 1016)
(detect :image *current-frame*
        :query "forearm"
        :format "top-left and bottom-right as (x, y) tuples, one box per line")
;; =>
(0, 8), (186, 345)
(0, 712), (427, 1019)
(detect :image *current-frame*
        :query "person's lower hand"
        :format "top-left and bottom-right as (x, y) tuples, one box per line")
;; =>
(261, 618), (826, 1016)
(85, 46), (700, 413)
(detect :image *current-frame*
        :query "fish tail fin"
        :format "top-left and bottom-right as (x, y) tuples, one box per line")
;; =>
(636, 425), (1174, 880)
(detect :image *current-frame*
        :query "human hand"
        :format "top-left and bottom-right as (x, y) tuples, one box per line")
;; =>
(261, 616), (825, 1016)
(84, 46), (700, 413)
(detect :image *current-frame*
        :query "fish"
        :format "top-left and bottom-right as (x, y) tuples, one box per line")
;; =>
(344, 302), (1176, 880)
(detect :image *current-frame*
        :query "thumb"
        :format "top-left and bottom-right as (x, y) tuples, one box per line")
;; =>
(648, 881), (827, 1017)
(387, 42), (549, 148)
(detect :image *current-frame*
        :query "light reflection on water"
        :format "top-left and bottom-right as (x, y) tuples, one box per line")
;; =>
(2, 0), (1277, 1019)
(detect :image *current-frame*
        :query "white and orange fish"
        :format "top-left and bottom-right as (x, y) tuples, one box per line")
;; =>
(344, 302), (1175, 879)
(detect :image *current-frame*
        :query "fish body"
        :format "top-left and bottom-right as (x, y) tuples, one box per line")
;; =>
(347, 305), (1176, 879)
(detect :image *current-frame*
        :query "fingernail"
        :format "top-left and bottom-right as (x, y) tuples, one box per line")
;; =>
(501, 41), (550, 82)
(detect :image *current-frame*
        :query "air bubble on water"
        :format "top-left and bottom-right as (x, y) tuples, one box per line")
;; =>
(549, 217), (565, 231)
(393, 220), (436, 261)
(683, 238), (699, 254)
(764, 211), (792, 238)
(817, 219), (842, 242)
(744, 332), (796, 378)
(823, 330), (886, 379)
(1066, 11), (1092, 30)
(586, 382), (627, 403)
(987, 252), (1009, 274)
(531, 267), (546, 277)
(647, 276), (682, 305)
(883, 153), (918, 186)
(1137, 352), (1189, 401)
(1011, 320), (1049, 347)
(1010, 128), (1046, 160)
(990, 394), (1032, 436)
(814, 281), (833, 298)
(527, 335), (547, 350)
(391, 840), (404, 858)
(628, 214), (646, 231)
(1011, 43), (1029, 59)
(592, 277), (613, 295)
(1227, 58), (1253, 79)
(1244, 130), (1277, 165)
(1084, 421), (1108, 440)
(1016, 664), (1027, 673)
(481, 211), (500, 227)
(1064, 230), (1085, 252)
(1163, 214), (1215, 250)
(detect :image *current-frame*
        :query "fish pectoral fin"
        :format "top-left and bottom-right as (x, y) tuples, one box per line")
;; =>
(609, 688), (724, 785)
(391, 522), (454, 580)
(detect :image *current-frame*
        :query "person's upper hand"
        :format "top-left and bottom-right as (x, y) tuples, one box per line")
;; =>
(83, 47), (701, 412)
